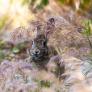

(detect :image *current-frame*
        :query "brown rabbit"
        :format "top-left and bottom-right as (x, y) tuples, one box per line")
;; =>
(27, 18), (65, 78)
(27, 20), (53, 69)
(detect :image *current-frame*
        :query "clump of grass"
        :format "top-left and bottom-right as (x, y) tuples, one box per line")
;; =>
(58, 0), (92, 11)
(34, 79), (51, 88)
(82, 19), (92, 49)
(40, 80), (51, 88)
(81, 19), (92, 64)
(11, 43), (26, 54)
(0, 50), (6, 61)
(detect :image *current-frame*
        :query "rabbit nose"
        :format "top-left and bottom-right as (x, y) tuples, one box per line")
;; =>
(34, 49), (40, 54)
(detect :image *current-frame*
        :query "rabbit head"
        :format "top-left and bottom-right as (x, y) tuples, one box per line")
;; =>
(30, 34), (49, 62)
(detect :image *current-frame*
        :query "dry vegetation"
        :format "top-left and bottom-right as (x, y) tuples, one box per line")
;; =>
(0, 0), (92, 92)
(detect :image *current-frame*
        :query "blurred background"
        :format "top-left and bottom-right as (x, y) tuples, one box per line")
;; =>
(0, 0), (92, 32)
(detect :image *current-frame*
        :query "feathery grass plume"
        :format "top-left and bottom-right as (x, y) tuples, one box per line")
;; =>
(3, 26), (34, 45)
(46, 16), (74, 30)
(29, 20), (45, 36)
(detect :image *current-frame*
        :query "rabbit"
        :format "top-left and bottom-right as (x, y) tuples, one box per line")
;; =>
(27, 20), (51, 69)
(27, 18), (65, 78)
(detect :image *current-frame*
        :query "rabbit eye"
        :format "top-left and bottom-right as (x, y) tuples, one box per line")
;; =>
(49, 18), (55, 23)
(42, 40), (47, 47)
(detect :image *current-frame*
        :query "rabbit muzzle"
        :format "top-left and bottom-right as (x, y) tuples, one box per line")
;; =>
(31, 47), (49, 62)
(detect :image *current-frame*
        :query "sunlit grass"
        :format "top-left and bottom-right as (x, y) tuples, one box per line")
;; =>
(58, 0), (92, 11)
(0, 15), (9, 30)
(0, 0), (35, 31)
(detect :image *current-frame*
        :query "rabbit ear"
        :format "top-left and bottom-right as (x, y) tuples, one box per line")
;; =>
(30, 21), (44, 37)
(44, 16), (73, 38)
(44, 17), (56, 38)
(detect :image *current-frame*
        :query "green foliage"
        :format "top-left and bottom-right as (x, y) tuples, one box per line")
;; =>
(82, 19), (92, 48)
(30, 0), (92, 11)
(58, 0), (92, 11)
(41, 0), (49, 6)
(40, 80), (51, 88)
(37, 0), (49, 10)
(30, 0), (49, 11)
(0, 50), (6, 61)
(0, 40), (5, 49)
(12, 47), (20, 54)
(59, 0), (65, 4)
(59, 0), (73, 4)
(34, 79), (51, 88)
(12, 43), (26, 54)
(82, 20), (92, 36)
(80, 0), (91, 10)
